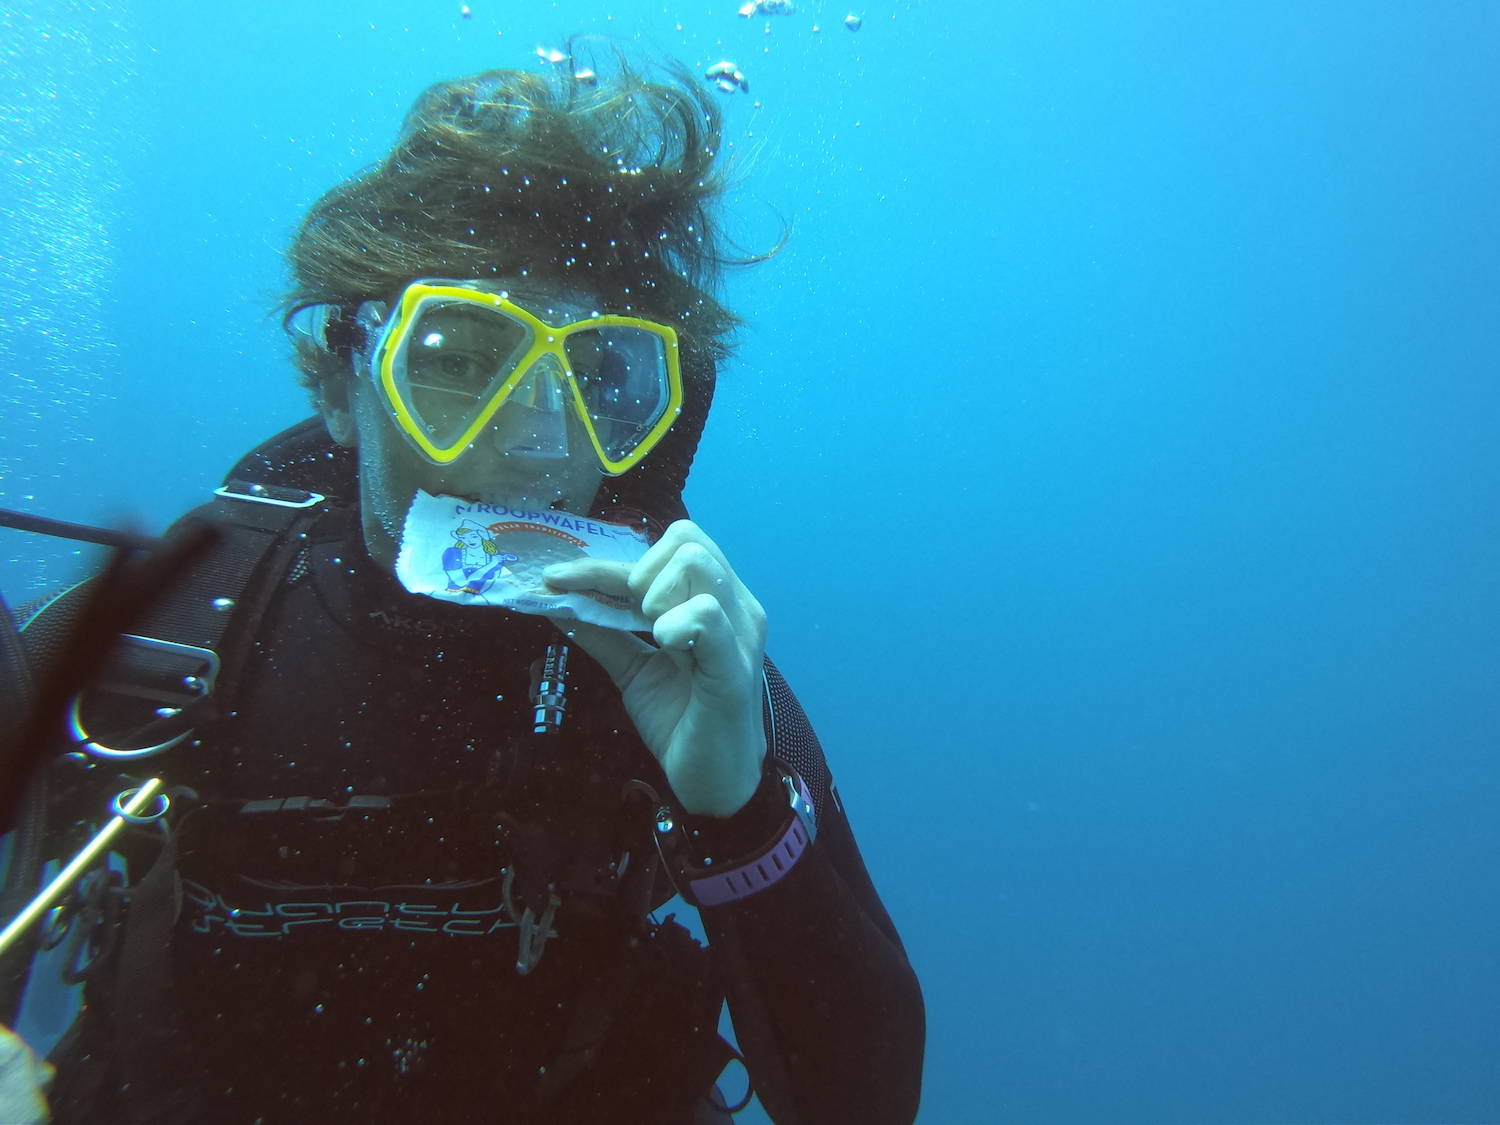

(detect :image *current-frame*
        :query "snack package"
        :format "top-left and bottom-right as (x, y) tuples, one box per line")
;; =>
(396, 489), (653, 631)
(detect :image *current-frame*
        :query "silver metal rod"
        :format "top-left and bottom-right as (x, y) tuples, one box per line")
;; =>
(0, 778), (164, 958)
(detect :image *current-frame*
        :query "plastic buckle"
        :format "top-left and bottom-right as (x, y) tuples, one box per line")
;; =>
(94, 634), (220, 706)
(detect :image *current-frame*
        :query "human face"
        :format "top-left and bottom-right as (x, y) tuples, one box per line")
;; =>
(322, 281), (609, 569)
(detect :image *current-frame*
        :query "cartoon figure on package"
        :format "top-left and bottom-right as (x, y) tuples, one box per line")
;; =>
(442, 519), (518, 597)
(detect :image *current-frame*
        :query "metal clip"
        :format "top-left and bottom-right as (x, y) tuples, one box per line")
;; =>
(515, 892), (561, 976)
(502, 866), (561, 975)
(781, 769), (818, 842)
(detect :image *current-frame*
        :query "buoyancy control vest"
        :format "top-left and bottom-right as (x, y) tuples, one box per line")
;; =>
(34, 418), (762, 1124)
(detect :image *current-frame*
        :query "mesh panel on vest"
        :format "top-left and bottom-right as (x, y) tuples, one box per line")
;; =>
(17, 582), (93, 684)
(763, 659), (832, 829)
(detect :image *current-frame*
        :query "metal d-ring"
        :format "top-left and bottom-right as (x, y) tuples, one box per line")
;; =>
(110, 785), (170, 823)
(68, 635), (219, 759)
(70, 695), (194, 760)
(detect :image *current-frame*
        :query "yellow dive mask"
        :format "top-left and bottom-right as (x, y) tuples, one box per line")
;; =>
(353, 280), (684, 474)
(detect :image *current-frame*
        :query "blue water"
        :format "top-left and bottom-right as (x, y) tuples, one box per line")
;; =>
(4, 1), (1499, 1121)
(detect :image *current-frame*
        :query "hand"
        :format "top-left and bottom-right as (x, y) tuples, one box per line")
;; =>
(0, 1024), (52, 1125)
(542, 520), (767, 817)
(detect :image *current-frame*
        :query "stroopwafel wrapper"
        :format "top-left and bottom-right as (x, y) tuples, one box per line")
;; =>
(395, 489), (652, 630)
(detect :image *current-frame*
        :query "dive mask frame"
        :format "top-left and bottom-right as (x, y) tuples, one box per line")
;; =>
(354, 280), (684, 475)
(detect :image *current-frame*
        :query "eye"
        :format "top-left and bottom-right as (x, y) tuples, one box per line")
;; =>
(438, 353), (475, 380)
(410, 345), (489, 392)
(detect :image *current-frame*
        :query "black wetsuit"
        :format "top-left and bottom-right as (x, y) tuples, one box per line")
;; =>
(42, 504), (925, 1124)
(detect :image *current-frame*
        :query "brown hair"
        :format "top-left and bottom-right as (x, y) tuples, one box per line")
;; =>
(282, 42), (752, 404)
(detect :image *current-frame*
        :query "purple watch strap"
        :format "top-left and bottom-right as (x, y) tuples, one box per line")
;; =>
(686, 769), (816, 907)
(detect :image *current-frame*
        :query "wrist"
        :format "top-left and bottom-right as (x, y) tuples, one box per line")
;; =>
(673, 761), (817, 907)
(671, 720), (766, 818)
(681, 763), (786, 851)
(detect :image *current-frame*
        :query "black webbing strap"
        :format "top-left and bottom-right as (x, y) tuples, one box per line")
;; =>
(536, 918), (736, 1120)
(127, 485), (329, 695)
(81, 484), (337, 744)
(113, 831), (198, 1125)
(535, 936), (648, 1103)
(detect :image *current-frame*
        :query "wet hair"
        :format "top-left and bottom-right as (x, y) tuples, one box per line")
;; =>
(282, 41), (748, 406)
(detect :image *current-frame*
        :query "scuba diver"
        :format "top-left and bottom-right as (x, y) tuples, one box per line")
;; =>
(3, 45), (924, 1125)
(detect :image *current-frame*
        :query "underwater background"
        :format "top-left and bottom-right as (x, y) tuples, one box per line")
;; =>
(4, 1), (1499, 1122)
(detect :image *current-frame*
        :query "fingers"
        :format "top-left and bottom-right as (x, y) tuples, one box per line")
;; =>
(636, 520), (735, 583)
(633, 521), (766, 653)
(543, 522), (766, 655)
(542, 557), (632, 597)
(639, 540), (726, 622)
(544, 523), (768, 811)
(650, 592), (744, 692)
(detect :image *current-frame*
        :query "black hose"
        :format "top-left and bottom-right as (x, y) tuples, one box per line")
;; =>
(0, 591), (45, 1025)
(0, 589), (36, 820)
(0, 508), (161, 553)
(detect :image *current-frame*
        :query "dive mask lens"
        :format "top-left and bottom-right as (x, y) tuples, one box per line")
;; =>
(562, 327), (673, 464)
(389, 296), (532, 449)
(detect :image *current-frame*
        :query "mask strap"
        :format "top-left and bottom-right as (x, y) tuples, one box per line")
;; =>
(326, 306), (364, 362)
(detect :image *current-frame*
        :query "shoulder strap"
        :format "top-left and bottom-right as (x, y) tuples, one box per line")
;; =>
(73, 482), (340, 757)
(68, 416), (356, 753)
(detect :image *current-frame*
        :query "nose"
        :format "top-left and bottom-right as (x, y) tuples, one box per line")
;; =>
(485, 357), (571, 461)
